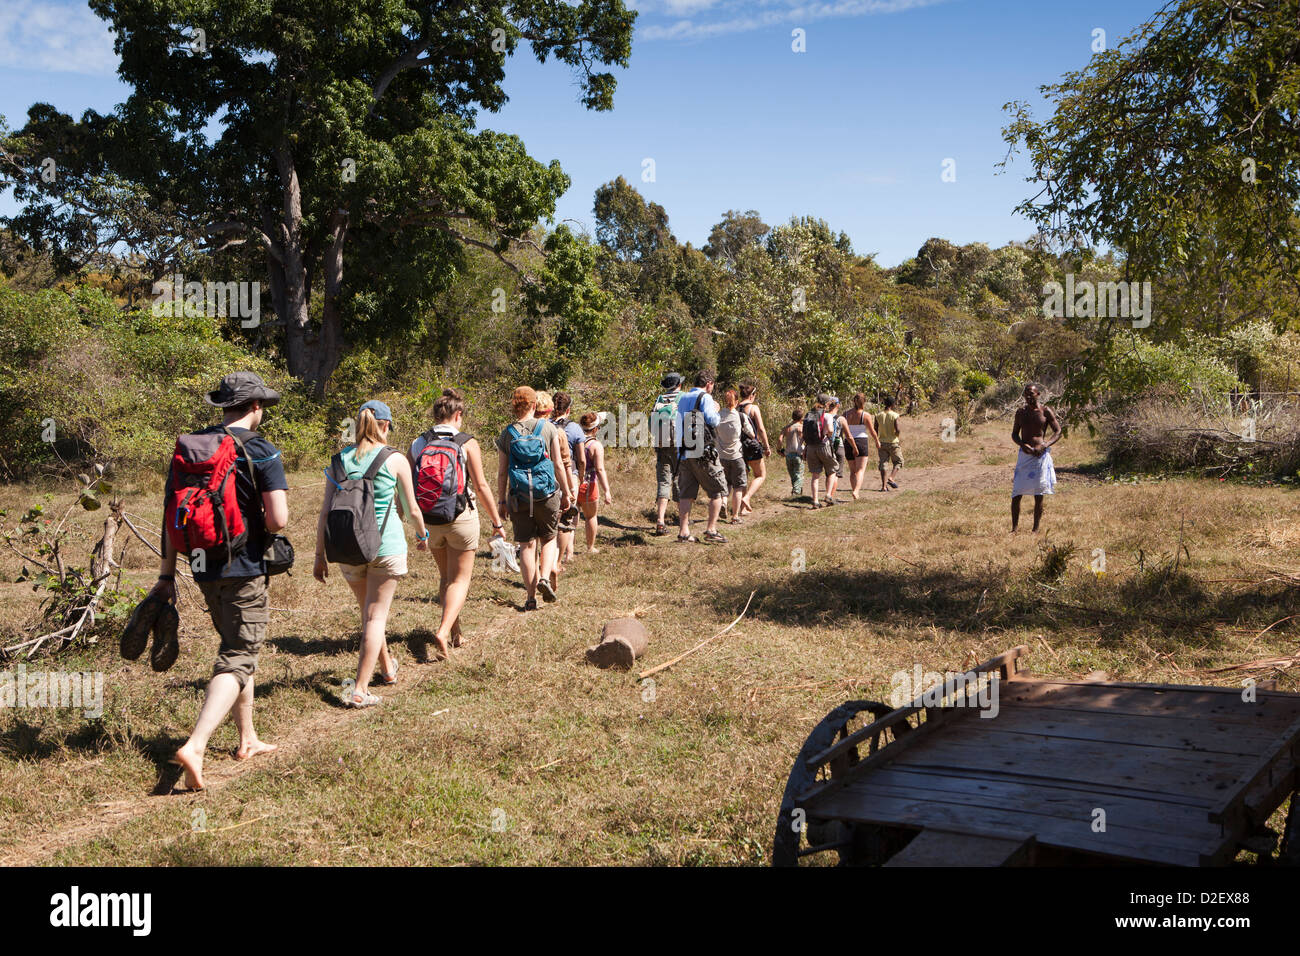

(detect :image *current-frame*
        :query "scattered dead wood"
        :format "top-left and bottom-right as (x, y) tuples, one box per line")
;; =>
(638, 590), (755, 681)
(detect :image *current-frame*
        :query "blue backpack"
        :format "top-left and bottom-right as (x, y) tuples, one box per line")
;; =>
(507, 421), (558, 502)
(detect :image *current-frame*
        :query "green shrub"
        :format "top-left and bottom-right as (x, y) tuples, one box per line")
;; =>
(960, 369), (995, 399)
(0, 284), (323, 475)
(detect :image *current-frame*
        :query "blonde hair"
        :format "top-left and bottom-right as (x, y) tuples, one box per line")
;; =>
(535, 390), (554, 413)
(356, 408), (388, 446)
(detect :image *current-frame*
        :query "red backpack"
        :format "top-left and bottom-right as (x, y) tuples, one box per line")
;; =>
(414, 430), (474, 524)
(165, 427), (251, 566)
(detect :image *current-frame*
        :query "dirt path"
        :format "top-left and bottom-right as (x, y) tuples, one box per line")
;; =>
(0, 606), (519, 866)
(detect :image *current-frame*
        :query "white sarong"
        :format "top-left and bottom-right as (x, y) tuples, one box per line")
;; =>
(1012, 448), (1056, 498)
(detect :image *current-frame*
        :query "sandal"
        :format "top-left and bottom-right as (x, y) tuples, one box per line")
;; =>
(523, 597), (538, 612)
(346, 690), (382, 709)
(654, 523), (668, 536)
(376, 659), (399, 686)
(676, 534), (697, 543)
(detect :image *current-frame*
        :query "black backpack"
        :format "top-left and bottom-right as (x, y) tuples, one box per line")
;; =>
(324, 447), (396, 565)
(802, 410), (824, 447)
(679, 390), (719, 461)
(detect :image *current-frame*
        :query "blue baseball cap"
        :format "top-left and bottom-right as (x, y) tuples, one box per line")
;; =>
(359, 399), (393, 423)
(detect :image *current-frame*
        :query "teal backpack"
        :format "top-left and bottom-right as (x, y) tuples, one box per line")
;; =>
(507, 421), (558, 502)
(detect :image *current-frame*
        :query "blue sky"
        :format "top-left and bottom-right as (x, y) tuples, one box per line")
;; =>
(0, 0), (1156, 265)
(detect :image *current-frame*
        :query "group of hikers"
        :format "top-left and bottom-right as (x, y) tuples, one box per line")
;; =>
(134, 369), (1060, 791)
(648, 371), (910, 543)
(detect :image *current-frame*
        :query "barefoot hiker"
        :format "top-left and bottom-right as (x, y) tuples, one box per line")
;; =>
(496, 387), (574, 611)
(551, 391), (584, 567)
(737, 383), (771, 515)
(410, 389), (506, 657)
(845, 393), (879, 500)
(577, 412), (613, 552)
(716, 389), (749, 524)
(315, 401), (428, 707)
(1011, 383), (1062, 533)
(156, 373), (288, 791)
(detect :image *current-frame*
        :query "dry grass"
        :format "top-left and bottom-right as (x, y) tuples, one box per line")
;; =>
(1, 413), (1298, 865)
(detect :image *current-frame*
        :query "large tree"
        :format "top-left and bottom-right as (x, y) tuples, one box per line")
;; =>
(1001, 0), (1300, 342)
(0, 1), (635, 394)
(703, 209), (768, 265)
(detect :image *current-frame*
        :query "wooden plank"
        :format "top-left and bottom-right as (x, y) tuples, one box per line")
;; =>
(1002, 682), (1300, 729)
(840, 777), (1218, 844)
(885, 726), (1259, 800)
(808, 785), (1208, 865)
(871, 763), (1217, 808)
(1028, 678), (1300, 698)
(864, 766), (1221, 826)
(1207, 712), (1300, 824)
(884, 828), (1037, 867)
(974, 703), (1282, 757)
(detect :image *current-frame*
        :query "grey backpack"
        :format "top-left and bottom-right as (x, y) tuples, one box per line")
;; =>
(324, 447), (396, 565)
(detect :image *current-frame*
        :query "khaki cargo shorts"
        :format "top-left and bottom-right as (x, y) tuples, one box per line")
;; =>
(679, 455), (727, 501)
(427, 508), (480, 552)
(198, 575), (270, 690)
(339, 552), (409, 582)
(807, 443), (841, 478)
(878, 441), (903, 471)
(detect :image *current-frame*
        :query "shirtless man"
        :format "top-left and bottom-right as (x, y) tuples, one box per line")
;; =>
(1010, 384), (1061, 533)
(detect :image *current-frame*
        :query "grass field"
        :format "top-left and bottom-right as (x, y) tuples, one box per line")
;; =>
(2, 411), (1298, 865)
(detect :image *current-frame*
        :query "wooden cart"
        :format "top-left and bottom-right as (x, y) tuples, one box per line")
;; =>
(773, 647), (1300, 866)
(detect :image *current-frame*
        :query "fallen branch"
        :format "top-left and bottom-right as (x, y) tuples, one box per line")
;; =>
(3, 625), (76, 654)
(1202, 654), (1300, 674)
(25, 578), (109, 658)
(638, 590), (756, 681)
(118, 512), (162, 557)
(189, 814), (272, 835)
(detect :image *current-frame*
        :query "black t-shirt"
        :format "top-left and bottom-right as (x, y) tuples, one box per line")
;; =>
(162, 426), (289, 580)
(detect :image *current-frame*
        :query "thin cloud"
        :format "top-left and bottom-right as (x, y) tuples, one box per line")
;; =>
(0, 0), (117, 76)
(639, 0), (948, 42)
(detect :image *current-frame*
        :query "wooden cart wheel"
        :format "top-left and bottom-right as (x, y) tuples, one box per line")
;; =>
(773, 699), (913, 866)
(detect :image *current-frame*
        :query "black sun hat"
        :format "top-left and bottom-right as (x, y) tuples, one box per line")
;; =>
(205, 371), (281, 409)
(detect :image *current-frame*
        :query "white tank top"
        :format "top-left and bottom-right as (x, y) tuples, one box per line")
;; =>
(847, 411), (868, 439)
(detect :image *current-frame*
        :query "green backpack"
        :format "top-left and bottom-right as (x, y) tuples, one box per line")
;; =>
(649, 390), (683, 448)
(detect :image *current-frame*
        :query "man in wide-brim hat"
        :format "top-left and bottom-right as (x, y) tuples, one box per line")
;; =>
(150, 371), (289, 791)
(204, 371), (281, 409)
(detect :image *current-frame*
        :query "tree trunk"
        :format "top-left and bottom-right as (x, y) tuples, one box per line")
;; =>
(275, 145), (317, 389)
(315, 211), (349, 395)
